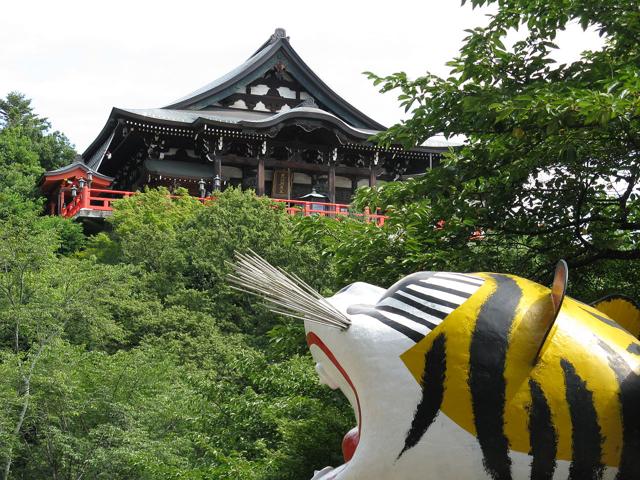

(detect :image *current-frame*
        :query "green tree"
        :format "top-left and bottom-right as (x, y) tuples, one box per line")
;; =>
(0, 92), (76, 219)
(0, 215), (158, 478)
(295, 215), (405, 287)
(0, 128), (44, 218)
(98, 187), (337, 335)
(0, 92), (76, 171)
(0, 98), (351, 479)
(0, 197), (352, 479)
(71, 187), (351, 479)
(340, 0), (640, 295)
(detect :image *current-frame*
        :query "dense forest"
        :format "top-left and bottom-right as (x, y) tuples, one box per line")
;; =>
(1, 0), (638, 477)
(0, 94), (351, 479)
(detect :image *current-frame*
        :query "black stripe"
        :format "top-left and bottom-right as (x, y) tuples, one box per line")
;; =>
(418, 281), (472, 299)
(560, 359), (604, 480)
(384, 271), (436, 299)
(626, 343), (640, 355)
(377, 305), (440, 330)
(528, 379), (557, 480)
(596, 340), (640, 480)
(388, 293), (449, 319)
(469, 274), (522, 480)
(617, 373), (640, 480)
(398, 332), (447, 459)
(580, 306), (628, 333)
(347, 305), (424, 343)
(435, 274), (484, 287)
(398, 287), (460, 310)
(416, 278), (471, 298)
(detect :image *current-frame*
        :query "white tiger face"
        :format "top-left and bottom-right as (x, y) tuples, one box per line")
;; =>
(304, 280), (434, 480)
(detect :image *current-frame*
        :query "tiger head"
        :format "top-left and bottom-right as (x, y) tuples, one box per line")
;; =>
(230, 253), (640, 480)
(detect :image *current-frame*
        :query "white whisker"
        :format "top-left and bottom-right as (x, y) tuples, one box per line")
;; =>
(227, 250), (351, 330)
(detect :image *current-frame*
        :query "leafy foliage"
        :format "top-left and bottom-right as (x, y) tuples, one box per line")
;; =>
(352, 0), (640, 295)
(0, 91), (351, 479)
(0, 92), (76, 219)
(0, 92), (76, 171)
(0, 181), (350, 479)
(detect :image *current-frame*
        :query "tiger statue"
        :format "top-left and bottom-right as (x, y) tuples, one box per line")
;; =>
(230, 254), (640, 480)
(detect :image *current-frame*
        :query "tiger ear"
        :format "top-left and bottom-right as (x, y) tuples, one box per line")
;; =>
(533, 260), (568, 365)
(591, 295), (640, 338)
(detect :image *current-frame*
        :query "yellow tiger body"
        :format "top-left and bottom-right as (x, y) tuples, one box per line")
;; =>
(401, 273), (640, 469)
(592, 296), (640, 338)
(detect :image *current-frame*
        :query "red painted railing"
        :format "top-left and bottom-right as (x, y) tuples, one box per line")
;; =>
(60, 187), (387, 226)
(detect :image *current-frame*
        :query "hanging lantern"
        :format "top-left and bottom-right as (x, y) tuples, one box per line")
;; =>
(299, 188), (328, 213)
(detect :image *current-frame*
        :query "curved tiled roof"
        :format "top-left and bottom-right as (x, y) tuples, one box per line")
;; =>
(164, 40), (281, 108)
(81, 29), (456, 162)
(162, 29), (385, 131)
(113, 106), (379, 140)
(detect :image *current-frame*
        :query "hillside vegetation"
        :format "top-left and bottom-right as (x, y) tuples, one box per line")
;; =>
(0, 94), (351, 479)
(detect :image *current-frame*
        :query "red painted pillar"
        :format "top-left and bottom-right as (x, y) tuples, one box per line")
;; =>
(80, 184), (90, 210)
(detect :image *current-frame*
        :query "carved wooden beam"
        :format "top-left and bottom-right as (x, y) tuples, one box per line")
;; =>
(220, 154), (373, 177)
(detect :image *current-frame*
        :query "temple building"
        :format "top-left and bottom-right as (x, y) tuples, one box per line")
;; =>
(41, 28), (447, 220)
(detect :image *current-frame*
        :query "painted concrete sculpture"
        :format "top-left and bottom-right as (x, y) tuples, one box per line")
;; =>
(230, 253), (640, 480)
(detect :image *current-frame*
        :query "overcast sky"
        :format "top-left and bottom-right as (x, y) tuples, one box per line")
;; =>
(1, 0), (605, 153)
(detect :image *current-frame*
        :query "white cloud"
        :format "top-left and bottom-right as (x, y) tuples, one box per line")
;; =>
(0, 0), (605, 152)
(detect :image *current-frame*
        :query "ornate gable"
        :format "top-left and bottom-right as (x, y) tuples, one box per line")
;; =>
(210, 62), (318, 114)
(163, 28), (385, 130)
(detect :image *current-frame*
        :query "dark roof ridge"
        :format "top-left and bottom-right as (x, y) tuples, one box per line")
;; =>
(250, 27), (289, 58)
(162, 29), (385, 130)
(42, 161), (113, 180)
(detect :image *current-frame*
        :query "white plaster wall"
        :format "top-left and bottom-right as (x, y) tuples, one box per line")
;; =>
(229, 99), (247, 109)
(277, 86), (297, 99)
(251, 84), (269, 95)
(254, 101), (269, 112)
(335, 176), (351, 189)
(164, 148), (198, 160)
(292, 174), (352, 188)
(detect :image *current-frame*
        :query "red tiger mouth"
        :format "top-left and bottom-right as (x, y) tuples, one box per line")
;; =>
(342, 427), (359, 462)
(306, 332), (361, 463)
